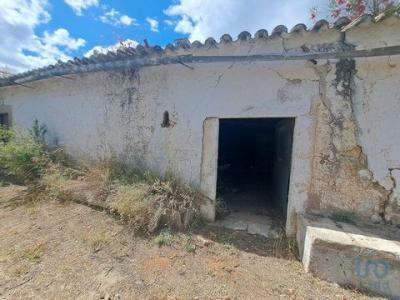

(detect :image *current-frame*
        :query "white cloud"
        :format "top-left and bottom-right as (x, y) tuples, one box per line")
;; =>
(164, 0), (320, 42)
(0, 0), (86, 73)
(43, 28), (86, 50)
(100, 8), (137, 27)
(84, 39), (139, 57)
(174, 15), (193, 34)
(64, 0), (99, 16)
(146, 17), (159, 32)
(164, 19), (174, 26)
(120, 15), (135, 26)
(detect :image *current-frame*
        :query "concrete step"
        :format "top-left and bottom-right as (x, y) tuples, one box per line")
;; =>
(211, 211), (283, 238)
(297, 214), (400, 299)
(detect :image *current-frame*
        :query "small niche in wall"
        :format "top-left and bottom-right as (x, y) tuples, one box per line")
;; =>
(161, 110), (170, 128)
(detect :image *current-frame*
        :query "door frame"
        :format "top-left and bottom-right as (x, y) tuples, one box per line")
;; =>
(200, 116), (309, 236)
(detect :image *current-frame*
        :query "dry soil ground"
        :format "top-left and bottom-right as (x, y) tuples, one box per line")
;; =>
(0, 186), (384, 300)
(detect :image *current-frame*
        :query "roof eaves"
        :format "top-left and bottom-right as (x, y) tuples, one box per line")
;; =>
(0, 12), (399, 88)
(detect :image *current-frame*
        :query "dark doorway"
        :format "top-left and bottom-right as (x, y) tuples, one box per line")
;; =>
(217, 118), (295, 223)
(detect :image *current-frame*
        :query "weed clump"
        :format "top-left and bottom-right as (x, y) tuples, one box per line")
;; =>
(154, 229), (174, 247)
(108, 175), (202, 234)
(23, 242), (46, 263)
(0, 126), (47, 184)
(0, 122), (73, 185)
(0, 121), (77, 205)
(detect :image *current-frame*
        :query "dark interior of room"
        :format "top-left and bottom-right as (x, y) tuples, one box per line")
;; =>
(217, 118), (294, 220)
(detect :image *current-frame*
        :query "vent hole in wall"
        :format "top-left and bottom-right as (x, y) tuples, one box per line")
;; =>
(161, 111), (170, 128)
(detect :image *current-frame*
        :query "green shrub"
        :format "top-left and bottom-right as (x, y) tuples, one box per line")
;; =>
(29, 119), (47, 144)
(0, 120), (72, 185)
(0, 125), (13, 143)
(154, 229), (174, 247)
(0, 128), (48, 184)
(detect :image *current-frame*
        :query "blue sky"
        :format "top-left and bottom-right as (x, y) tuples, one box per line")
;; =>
(1, 0), (324, 74)
(42, 0), (186, 53)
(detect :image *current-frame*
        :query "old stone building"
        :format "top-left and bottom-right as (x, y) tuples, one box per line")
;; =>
(2, 12), (400, 297)
(1, 14), (400, 240)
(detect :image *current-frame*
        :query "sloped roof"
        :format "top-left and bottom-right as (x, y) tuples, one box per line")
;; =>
(1, 12), (399, 88)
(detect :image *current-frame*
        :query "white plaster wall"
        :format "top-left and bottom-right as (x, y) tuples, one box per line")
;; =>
(0, 60), (319, 233)
(354, 56), (400, 185)
(2, 54), (400, 230)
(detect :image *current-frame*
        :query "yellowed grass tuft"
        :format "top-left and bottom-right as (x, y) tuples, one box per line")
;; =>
(22, 242), (47, 263)
(108, 177), (202, 234)
(80, 230), (110, 252)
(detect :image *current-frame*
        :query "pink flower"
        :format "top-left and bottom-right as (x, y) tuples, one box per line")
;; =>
(310, 7), (317, 20)
(331, 9), (341, 17)
(356, 4), (366, 14)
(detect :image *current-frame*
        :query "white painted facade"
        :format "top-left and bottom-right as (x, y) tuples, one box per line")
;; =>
(1, 15), (400, 234)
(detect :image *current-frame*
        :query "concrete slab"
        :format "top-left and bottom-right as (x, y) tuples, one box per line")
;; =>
(212, 210), (282, 238)
(247, 222), (271, 237)
(297, 214), (400, 298)
(215, 215), (248, 231)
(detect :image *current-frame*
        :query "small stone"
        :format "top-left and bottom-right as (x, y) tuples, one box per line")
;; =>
(370, 214), (382, 224)
(102, 294), (111, 300)
(196, 235), (212, 247)
(384, 214), (392, 223)
(134, 280), (144, 286)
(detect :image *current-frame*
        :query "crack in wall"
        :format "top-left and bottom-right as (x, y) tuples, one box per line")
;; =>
(384, 168), (400, 224)
(214, 45), (257, 88)
(352, 57), (400, 223)
(308, 56), (393, 222)
(214, 62), (234, 87)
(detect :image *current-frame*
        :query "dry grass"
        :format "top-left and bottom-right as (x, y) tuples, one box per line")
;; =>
(83, 160), (115, 190)
(80, 230), (110, 252)
(38, 165), (70, 201)
(2, 154), (203, 235)
(108, 177), (202, 234)
(0, 185), (27, 208)
(22, 242), (47, 263)
(0, 241), (47, 264)
(0, 197), (384, 299)
(109, 182), (155, 232)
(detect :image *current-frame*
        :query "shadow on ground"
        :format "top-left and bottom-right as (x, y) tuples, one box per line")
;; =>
(193, 224), (299, 260)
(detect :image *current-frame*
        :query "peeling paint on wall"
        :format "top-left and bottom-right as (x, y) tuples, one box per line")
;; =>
(308, 57), (393, 223)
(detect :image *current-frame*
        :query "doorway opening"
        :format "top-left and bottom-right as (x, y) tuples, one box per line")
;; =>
(216, 118), (294, 236)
